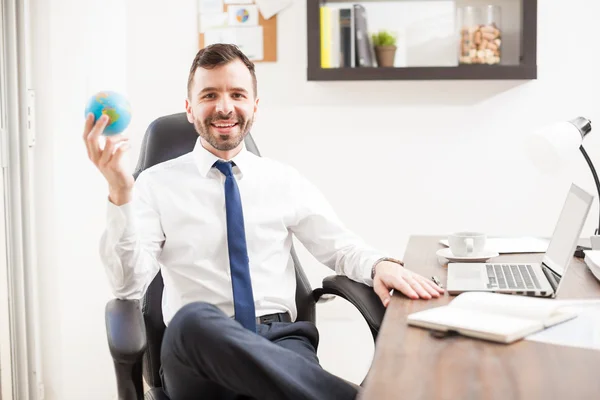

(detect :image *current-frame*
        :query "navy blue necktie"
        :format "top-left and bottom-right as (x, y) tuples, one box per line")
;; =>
(213, 160), (256, 332)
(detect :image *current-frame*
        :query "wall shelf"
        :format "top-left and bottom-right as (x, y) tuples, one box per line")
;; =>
(308, 64), (537, 81)
(306, 0), (538, 81)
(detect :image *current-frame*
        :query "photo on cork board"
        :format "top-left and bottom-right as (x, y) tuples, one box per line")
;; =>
(197, 0), (278, 62)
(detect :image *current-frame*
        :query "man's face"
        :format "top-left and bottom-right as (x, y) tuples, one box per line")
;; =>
(185, 60), (258, 153)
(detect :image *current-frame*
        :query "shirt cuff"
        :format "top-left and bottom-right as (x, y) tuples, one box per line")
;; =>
(106, 198), (137, 240)
(361, 254), (386, 287)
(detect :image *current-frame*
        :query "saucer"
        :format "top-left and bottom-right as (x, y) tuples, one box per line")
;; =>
(436, 248), (499, 263)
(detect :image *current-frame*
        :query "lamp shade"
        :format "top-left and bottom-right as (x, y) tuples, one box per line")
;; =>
(524, 119), (587, 174)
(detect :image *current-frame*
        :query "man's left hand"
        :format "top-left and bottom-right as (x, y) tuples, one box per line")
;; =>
(373, 261), (444, 307)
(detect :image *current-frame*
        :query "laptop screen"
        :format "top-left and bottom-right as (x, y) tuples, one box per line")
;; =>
(542, 183), (594, 278)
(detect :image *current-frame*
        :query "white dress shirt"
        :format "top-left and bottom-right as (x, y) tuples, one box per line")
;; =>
(100, 138), (387, 326)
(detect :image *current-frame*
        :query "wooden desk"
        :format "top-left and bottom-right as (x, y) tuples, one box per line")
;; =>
(359, 235), (600, 400)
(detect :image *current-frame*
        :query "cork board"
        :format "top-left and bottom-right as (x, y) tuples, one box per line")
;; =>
(198, 2), (277, 62)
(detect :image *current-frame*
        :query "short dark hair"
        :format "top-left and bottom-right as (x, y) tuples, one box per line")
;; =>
(187, 43), (257, 99)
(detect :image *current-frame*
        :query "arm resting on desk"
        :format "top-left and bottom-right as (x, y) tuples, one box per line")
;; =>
(105, 299), (147, 400)
(313, 275), (386, 340)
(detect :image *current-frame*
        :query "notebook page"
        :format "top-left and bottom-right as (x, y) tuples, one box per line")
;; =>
(450, 292), (561, 321)
(408, 307), (542, 341)
(527, 304), (600, 350)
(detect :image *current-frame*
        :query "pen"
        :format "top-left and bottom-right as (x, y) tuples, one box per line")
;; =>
(431, 275), (443, 288)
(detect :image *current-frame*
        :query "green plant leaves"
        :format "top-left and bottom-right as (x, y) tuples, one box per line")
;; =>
(371, 30), (397, 46)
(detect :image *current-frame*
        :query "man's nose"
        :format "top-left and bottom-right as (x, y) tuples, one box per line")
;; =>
(215, 96), (234, 114)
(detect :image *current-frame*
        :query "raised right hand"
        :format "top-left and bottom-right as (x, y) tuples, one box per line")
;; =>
(83, 113), (134, 205)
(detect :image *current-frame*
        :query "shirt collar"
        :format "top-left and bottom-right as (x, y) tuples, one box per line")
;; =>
(193, 137), (250, 178)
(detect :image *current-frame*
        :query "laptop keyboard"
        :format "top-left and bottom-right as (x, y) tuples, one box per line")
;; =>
(486, 264), (542, 290)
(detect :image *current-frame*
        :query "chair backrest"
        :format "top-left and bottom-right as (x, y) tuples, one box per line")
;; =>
(135, 112), (316, 388)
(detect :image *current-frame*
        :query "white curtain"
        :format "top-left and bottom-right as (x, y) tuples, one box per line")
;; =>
(0, 0), (42, 399)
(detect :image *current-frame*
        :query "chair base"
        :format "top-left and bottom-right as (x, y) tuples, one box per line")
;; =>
(144, 387), (170, 400)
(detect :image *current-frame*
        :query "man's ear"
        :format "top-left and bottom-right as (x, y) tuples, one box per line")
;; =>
(185, 98), (194, 123)
(254, 96), (259, 114)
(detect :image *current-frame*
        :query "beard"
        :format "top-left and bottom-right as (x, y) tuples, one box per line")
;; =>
(193, 112), (254, 151)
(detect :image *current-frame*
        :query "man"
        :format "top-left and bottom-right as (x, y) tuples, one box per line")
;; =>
(84, 43), (443, 400)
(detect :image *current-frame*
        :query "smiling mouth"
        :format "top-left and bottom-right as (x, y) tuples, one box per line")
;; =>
(211, 122), (239, 135)
(211, 122), (238, 128)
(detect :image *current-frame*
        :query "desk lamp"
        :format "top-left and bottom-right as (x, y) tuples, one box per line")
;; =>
(525, 117), (599, 255)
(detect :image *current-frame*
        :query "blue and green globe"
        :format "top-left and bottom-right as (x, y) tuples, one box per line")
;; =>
(84, 91), (132, 135)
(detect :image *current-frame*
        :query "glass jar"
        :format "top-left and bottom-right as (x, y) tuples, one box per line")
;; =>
(457, 5), (502, 65)
(481, 5), (502, 64)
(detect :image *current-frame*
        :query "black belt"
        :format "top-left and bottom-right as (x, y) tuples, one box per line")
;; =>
(256, 312), (291, 325)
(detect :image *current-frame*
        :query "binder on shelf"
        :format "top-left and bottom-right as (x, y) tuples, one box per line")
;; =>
(353, 4), (375, 67)
(339, 8), (355, 67)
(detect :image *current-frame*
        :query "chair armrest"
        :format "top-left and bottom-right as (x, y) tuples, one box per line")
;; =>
(105, 299), (147, 400)
(106, 299), (147, 362)
(313, 276), (385, 341)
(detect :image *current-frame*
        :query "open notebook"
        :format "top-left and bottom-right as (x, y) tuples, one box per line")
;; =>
(407, 292), (578, 344)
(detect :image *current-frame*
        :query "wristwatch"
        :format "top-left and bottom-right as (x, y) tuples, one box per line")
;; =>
(371, 257), (404, 279)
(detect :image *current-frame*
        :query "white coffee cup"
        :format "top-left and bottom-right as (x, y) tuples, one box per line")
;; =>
(448, 232), (487, 257)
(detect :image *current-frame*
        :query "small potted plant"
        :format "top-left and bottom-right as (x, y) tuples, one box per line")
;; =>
(371, 30), (397, 67)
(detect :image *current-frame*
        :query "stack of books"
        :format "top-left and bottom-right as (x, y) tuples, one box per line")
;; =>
(320, 4), (375, 68)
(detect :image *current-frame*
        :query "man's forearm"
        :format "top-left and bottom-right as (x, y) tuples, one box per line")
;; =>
(109, 187), (132, 206)
(101, 198), (163, 299)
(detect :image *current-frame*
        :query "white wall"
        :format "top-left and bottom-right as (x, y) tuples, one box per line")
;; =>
(31, 0), (599, 398)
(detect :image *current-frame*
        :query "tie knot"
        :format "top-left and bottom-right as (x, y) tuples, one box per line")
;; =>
(214, 160), (234, 177)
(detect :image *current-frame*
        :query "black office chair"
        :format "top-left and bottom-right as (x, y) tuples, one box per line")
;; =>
(104, 112), (386, 400)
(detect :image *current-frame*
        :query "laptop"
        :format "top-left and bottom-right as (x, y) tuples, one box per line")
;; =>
(447, 183), (594, 297)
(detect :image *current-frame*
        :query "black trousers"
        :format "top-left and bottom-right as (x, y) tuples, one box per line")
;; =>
(160, 302), (358, 400)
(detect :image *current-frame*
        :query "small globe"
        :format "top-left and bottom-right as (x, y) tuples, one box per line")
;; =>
(85, 91), (132, 135)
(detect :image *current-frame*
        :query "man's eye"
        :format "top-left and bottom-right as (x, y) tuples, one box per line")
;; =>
(203, 93), (215, 99)
(232, 93), (244, 98)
